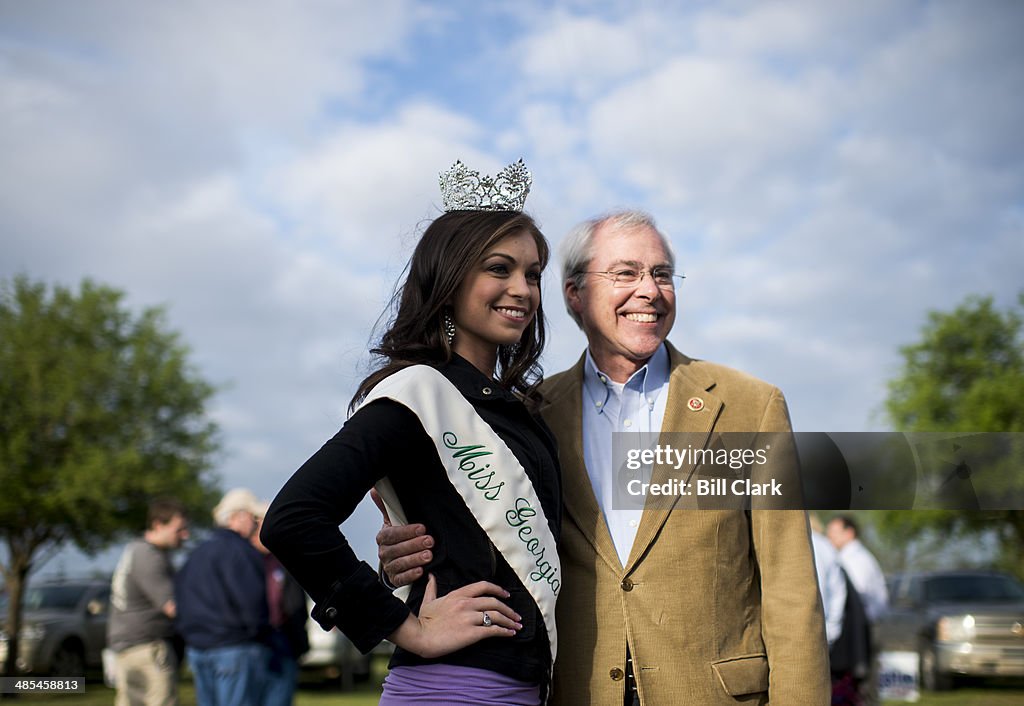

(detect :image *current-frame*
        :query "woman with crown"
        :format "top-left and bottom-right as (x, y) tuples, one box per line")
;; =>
(261, 160), (560, 705)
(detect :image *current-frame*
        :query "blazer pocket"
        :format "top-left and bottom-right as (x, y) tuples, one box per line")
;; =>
(711, 654), (769, 697)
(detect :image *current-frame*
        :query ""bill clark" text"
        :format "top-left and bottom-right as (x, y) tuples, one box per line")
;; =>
(626, 478), (783, 497)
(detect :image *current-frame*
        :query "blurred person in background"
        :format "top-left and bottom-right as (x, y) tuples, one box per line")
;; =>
(252, 501), (309, 706)
(811, 514), (870, 705)
(109, 498), (189, 706)
(826, 515), (888, 622)
(810, 514), (846, 647)
(828, 515), (888, 705)
(175, 488), (269, 706)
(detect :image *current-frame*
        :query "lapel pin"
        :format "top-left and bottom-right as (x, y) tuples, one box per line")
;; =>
(687, 397), (705, 412)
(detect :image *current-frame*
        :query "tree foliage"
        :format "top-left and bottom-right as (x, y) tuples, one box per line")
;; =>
(878, 293), (1024, 579)
(0, 275), (220, 674)
(886, 293), (1024, 433)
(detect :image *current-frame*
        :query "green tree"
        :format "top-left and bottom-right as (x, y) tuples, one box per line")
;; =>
(0, 276), (220, 675)
(879, 293), (1024, 578)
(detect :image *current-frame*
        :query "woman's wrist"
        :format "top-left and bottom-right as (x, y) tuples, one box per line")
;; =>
(387, 614), (425, 656)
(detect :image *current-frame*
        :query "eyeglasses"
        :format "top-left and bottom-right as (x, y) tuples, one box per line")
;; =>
(577, 267), (685, 289)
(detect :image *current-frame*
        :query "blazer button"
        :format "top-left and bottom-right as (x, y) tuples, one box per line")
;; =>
(324, 607), (338, 620)
(610, 667), (625, 681)
(621, 577), (634, 591)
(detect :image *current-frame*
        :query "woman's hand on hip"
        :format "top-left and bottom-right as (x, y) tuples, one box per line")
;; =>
(387, 574), (523, 658)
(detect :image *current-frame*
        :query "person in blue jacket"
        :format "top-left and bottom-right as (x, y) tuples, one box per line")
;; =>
(175, 488), (269, 705)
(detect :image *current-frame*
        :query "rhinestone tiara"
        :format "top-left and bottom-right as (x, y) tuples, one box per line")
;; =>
(438, 159), (532, 212)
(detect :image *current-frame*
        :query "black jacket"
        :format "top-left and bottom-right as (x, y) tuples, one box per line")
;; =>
(261, 355), (561, 687)
(830, 568), (873, 678)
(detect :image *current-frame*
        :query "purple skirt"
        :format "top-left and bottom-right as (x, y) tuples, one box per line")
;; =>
(379, 664), (541, 705)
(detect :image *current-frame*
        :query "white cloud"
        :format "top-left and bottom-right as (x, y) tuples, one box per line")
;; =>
(268, 103), (487, 254)
(587, 55), (833, 227)
(849, 2), (1024, 167)
(1, 1), (425, 126)
(523, 0), (1024, 435)
(4, 1), (1023, 579)
(691, 0), (901, 61)
(693, 3), (820, 57)
(517, 12), (652, 98)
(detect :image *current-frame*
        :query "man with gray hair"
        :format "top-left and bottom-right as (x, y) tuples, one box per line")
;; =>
(175, 488), (269, 706)
(378, 210), (829, 705)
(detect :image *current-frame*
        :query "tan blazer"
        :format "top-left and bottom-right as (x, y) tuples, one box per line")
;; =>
(539, 343), (830, 705)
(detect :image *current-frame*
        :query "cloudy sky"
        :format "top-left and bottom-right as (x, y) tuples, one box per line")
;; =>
(3, 0), (1022, 572)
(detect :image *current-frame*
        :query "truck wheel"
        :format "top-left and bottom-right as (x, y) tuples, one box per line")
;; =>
(51, 641), (85, 676)
(919, 643), (953, 691)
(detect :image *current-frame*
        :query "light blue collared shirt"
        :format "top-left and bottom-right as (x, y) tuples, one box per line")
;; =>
(581, 344), (671, 566)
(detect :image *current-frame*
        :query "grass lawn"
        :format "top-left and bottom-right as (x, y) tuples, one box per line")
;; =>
(10, 683), (384, 706)
(9, 663), (1024, 705)
(10, 656), (389, 706)
(882, 678), (1024, 705)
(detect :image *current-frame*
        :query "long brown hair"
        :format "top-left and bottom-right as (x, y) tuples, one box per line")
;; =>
(351, 210), (549, 410)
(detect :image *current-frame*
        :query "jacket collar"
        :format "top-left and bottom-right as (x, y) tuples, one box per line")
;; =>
(541, 342), (724, 574)
(440, 354), (516, 403)
(626, 343), (723, 571)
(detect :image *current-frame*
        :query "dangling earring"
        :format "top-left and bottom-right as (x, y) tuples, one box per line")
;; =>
(506, 342), (521, 357)
(443, 310), (456, 345)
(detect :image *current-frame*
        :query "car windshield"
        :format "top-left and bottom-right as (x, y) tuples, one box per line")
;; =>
(22, 586), (86, 611)
(924, 575), (1024, 603)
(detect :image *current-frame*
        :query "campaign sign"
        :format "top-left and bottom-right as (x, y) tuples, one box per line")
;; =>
(878, 651), (920, 702)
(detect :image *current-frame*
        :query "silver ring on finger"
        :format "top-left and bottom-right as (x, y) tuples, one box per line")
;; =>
(482, 611), (493, 627)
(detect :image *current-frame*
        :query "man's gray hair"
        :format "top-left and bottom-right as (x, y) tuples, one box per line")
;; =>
(559, 210), (676, 328)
